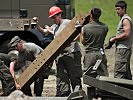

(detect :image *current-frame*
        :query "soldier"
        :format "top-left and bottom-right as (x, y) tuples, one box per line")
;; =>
(33, 6), (82, 97)
(9, 36), (51, 96)
(0, 53), (17, 96)
(110, 1), (133, 80)
(81, 8), (109, 76)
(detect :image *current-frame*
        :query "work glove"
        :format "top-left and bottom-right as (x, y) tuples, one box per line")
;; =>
(83, 14), (90, 25)
(104, 36), (115, 49)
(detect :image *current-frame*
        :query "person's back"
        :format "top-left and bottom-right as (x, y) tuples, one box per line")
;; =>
(83, 21), (108, 52)
(18, 42), (43, 62)
(81, 8), (109, 76)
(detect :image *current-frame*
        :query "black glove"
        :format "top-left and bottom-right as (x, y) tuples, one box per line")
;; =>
(104, 37), (115, 49)
(83, 15), (90, 25)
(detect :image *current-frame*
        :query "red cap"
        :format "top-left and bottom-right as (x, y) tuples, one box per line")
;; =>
(49, 6), (62, 18)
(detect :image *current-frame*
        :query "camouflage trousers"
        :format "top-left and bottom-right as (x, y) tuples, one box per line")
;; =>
(114, 48), (132, 80)
(0, 60), (16, 96)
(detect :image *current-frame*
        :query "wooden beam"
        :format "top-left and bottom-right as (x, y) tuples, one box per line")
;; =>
(99, 76), (133, 87)
(83, 75), (133, 99)
(16, 14), (88, 89)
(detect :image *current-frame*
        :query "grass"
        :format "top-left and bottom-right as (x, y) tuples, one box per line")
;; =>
(75, 0), (133, 43)
(75, 0), (133, 77)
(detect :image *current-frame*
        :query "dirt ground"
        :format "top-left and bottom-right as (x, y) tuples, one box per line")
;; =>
(40, 45), (133, 97)
(0, 45), (133, 97)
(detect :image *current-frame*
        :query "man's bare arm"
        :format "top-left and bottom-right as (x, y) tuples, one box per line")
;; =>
(80, 27), (85, 45)
(110, 19), (131, 42)
(10, 60), (20, 89)
(33, 17), (54, 34)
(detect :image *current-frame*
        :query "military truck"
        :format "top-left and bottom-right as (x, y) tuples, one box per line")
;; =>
(0, 0), (75, 53)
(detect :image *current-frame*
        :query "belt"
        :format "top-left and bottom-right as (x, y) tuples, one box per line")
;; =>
(86, 48), (105, 55)
(86, 50), (99, 53)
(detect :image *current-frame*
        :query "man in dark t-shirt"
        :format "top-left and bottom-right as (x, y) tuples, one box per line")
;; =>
(81, 8), (109, 76)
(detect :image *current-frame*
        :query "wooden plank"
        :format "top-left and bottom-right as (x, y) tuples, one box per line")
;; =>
(83, 75), (133, 99)
(0, 19), (30, 31)
(16, 14), (88, 89)
(99, 76), (133, 86)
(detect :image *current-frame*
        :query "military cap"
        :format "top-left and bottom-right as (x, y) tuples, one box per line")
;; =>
(9, 36), (21, 47)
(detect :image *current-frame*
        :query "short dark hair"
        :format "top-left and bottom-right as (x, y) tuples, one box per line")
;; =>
(115, 0), (127, 10)
(91, 8), (101, 20)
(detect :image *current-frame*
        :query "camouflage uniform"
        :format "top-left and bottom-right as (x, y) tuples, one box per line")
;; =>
(83, 21), (109, 76)
(0, 53), (16, 96)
